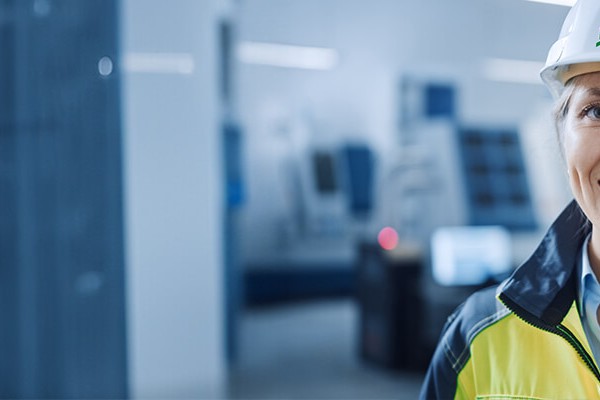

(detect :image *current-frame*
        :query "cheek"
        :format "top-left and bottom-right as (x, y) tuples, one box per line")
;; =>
(562, 125), (600, 208)
(562, 130), (580, 178)
(563, 127), (598, 176)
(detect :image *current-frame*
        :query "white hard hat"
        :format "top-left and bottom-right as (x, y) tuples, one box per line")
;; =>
(541, 0), (600, 98)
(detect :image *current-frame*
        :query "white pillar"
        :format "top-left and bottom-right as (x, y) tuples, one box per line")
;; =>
(121, 0), (225, 397)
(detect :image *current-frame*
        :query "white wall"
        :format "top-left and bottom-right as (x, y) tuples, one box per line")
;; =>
(237, 0), (571, 263)
(121, 0), (226, 397)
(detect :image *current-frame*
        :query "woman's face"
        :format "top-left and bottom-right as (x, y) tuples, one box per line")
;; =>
(563, 72), (600, 226)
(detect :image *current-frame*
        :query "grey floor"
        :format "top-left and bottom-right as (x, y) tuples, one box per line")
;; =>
(228, 299), (425, 399)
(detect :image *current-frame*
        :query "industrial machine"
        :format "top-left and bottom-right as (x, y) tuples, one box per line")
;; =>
(358, 79), (545, 371)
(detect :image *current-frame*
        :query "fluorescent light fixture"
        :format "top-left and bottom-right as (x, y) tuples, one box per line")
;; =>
(123, 53), (195, 75)
(525, 0), (575, 6)
(237, 41), (339, 70)
(482, 58), (545, 85)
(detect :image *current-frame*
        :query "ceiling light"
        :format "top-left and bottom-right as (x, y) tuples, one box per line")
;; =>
(525, 0), (575, 6)
(237, 41), (339, 71)
(482, 58), (545, 85)
(123, 53), (195, 75)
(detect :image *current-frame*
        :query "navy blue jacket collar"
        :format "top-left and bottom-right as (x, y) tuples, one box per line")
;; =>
(500, 200), (590, 326)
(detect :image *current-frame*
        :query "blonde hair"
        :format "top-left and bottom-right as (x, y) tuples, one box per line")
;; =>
(552, 78), (578, 150)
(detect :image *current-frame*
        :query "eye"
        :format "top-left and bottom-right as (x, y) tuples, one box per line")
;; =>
(583, 104), (600, 120)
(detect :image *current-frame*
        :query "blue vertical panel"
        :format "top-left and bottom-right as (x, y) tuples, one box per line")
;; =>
(220, 16), (244, 364)
(342, 145), (375, 217)
(224, 122), (245, 208)
(223, 121), (244, 364)
(1, 0), (127, 398)
(0, 2), (18, 394)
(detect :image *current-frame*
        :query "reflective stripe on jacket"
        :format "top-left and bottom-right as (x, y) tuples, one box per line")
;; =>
(420, 200), (600, 399)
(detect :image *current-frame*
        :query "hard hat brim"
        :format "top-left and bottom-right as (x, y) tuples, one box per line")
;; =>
(541, 58), (600, 98)
(560, 62), (600, 84)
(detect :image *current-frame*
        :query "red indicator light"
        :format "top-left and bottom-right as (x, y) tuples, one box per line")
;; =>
(378, 227), (398, 250)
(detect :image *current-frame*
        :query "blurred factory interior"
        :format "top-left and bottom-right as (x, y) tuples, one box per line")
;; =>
(0, 0), (576, 398)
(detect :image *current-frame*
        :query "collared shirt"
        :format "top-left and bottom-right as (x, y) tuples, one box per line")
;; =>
(578, 233), (600, 364)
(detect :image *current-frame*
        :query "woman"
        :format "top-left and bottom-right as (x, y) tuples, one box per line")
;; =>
(420, 1), (600, 398)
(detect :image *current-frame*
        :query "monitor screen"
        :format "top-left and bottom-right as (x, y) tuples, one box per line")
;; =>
(431, 226), (512, 286)
(312, 151), (338, 194)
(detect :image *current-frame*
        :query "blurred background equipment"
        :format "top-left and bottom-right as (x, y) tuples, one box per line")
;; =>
(0, 0), (577, 399)
(357, 241), (425, 370)
(456, 127), (537, 230)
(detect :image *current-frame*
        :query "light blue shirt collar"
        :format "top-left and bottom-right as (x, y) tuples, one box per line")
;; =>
(579, 233), (600, 363)
(580, 233), (595, 314)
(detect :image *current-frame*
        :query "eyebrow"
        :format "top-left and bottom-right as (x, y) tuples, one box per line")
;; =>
(583, 87), (600, 98)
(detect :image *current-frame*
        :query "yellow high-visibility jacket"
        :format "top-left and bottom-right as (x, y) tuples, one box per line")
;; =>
(420, 201), (600, 399)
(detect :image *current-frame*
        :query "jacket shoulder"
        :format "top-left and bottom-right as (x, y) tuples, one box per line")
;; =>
(440, 285), (510, 372)
(419, 285), (510, 399)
